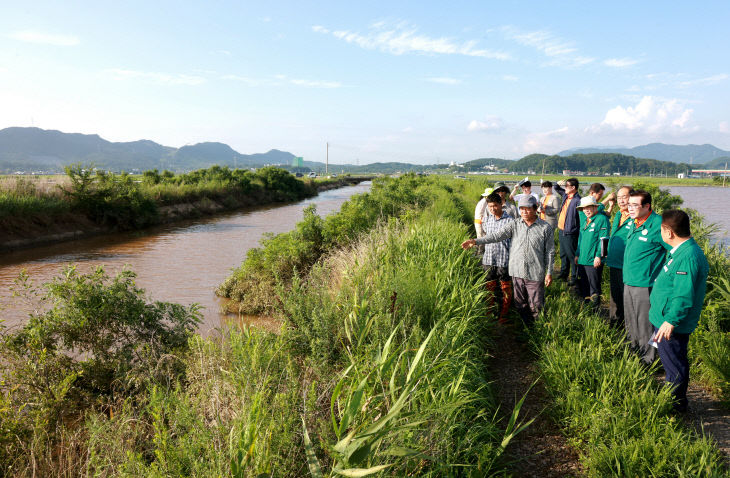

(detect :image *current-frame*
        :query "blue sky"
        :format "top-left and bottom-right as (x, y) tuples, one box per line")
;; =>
(1, 1), (729, 164)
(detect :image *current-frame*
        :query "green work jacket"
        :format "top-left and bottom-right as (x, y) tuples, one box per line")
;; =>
(622, 211), (669, 287)
(648, 238), (708, 334)
(578, 203), (606, 229)
(575, 213), (610, 266)
(606, 212), (631, 269)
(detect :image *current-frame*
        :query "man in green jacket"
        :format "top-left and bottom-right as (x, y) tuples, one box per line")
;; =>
(650, 210), (708, 413)
(623, 190), (670, 365)
(606, 186), (633, 328)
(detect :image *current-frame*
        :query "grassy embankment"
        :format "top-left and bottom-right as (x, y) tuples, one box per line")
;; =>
(0, 175), (524, 476)
(0, 165), (350, 234)
(1, 174), (727, 476)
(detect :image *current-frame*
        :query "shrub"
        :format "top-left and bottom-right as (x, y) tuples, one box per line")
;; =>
(0, 266), (201, 471)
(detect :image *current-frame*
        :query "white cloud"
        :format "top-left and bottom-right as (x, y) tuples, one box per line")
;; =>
(402, 126), (414, 133)
(106, 69), (206, 86)
(318, 22), (510, 60)
(502, 75), (519, 82)
(503, 27), (594, 67)
(604, 57), (640, 68)
(594, 96), (697, 134)
(8, 30), (79, 46)
(221, 74), (261, 86)
(312, 25), (329, 34)
(719, 121), (730, 134)
(289, 78), (342, 88)
(467, 117), (504, 132)
(425, 77), (462, 85)
(522, 126), (570, 152)
(678, 73), (729, 88)
(223, 73), (342, 88)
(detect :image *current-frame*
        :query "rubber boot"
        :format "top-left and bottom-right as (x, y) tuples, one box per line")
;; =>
(498, 280), (513, 325)
(485, 280), (498, 318)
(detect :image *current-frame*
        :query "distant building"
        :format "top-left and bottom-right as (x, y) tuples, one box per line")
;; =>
(562, 169), (584, 176)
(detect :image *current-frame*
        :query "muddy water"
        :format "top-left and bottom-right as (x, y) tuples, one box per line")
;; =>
(0, 182), (371, 335)
(668, 186), (730, 246)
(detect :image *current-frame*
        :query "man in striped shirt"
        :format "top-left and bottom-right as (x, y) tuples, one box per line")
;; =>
(463, 195), (555, 326)
(479, 192), (514, 324)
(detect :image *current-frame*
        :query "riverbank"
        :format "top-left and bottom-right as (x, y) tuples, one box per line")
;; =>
(1, 174), (728, 475)
(0, 171), (367, 253)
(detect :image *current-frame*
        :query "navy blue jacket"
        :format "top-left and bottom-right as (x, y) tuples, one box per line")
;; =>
(553, 184), (581, 235)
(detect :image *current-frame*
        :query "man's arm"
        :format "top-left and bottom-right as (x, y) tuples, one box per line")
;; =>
(475, 218), (514, 245)
(656, 258), (702, 341)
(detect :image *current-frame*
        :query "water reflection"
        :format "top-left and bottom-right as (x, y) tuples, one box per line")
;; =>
(0, 182), (371, 335)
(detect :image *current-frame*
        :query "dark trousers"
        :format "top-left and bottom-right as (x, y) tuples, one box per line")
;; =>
(558, 231), (578, 283)
(513, 277), (544, 326)
(654, 327), (690, 411)
(577, 264), (603, 299)
(609, 267), (625, 328)
(624, 285), (656, 365)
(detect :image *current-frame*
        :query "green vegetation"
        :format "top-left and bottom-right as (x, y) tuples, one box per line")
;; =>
(0, 174), (521, 476)
(0, 165), (337, 230)
(1, 173), (727, 476)
(0, 176), (70, 218)
(533, 289), (724, 476)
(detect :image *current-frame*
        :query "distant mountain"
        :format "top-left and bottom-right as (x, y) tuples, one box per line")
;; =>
(558, 143), (730, 165)
(0, 127), (299, 173)
(701, 156), (730, 169)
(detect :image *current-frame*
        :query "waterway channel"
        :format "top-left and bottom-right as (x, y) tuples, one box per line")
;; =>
(668, 186), (730, 246)
(0, 182), (372, 335)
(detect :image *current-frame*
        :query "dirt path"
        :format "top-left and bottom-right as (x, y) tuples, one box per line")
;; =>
(683, 383), (730, 464)
(491, 326), (583, 477)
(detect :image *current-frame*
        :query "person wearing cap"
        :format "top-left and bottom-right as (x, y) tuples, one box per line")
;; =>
(605, 186), (634, 328)
(478, 192), (515, 324)
(462, 195), (554, 326)
(493, 182), (518, 219)
(554, 178), (581, 285)
(650, 210), (708, 413)
(623, 190), (670, 365)
(575, 196), (611, 309)
(510, 180), (540, 205)
(538, 180), (560, 229)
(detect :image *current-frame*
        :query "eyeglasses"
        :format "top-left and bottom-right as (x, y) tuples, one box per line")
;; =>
(617, 195), (629, 200)
(627, 203), (643, 209)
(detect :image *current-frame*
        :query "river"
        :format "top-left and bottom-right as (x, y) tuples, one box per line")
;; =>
(668, 186), (730, 246)
(0, 182), (372, 335)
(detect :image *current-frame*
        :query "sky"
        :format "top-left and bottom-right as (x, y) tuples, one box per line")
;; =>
(1, 1), (729, 164)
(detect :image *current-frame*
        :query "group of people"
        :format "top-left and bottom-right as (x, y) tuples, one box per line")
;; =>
(463, 178), (709, 412)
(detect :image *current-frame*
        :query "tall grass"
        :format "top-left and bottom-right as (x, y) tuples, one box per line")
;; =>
(532, 284), (726, 476)
(0, 175), (521, 476)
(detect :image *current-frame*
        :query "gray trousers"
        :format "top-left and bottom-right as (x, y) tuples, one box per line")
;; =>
(609, 267), (625, 328)
(624, 284), (656, 364)
(513, 277), (545, 325)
